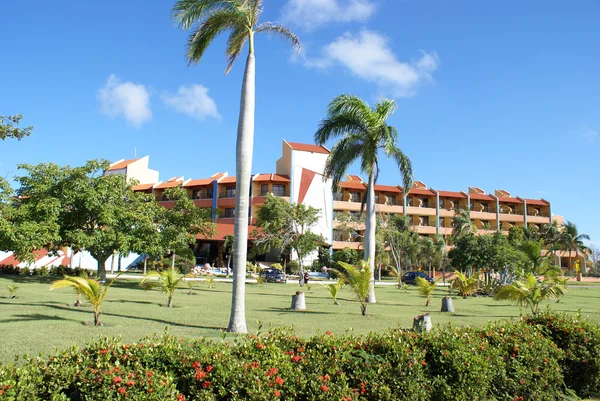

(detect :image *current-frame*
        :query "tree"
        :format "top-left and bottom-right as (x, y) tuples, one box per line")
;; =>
(253, 194), (323, 286)
(558, 221), (590, 272)
(315, 95), (413, 304)
(451, 208), (475, 241)
(141, 269), (185, 308)
(494, 273), (567, 314)
(416, 276), (438, 306)
(451, 270), (480, 298)
(50, 274), (121, 326)
(518, 239), (555, 275)
(172, 0), (300, 334)
(590, 245), (600, 269)
(336, 260), (372, 315)
(0, 114), (32, 141)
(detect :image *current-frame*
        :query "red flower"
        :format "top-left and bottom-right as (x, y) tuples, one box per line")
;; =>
(274, 390), (281, 397)
(421, 360), (427, 366)
(266, 368), (278, 377)
(100, 349), (108, 355)
(202, 381), (211, 389)
(206, 365), (213, 373)
(191, 362), (201, 369)
(113, 376), (123, 385)
(256, 343), (265, 350)
(113, 367), (120, 373)
(118, 387), (126, 395)
(324, 374), (330, 381)
(251, 361), (260, 369)
(321, 385), (329, 392)
(177, 394), (185, 401)
(291, 355), (302, 363)
(325, 331), (333, 336)
(275, 377), (284, 385)
(195, 371), (207, 380)
(126, 380), (135, 387)
(146, 370), (154, 377)
(297, 347), (304, 353)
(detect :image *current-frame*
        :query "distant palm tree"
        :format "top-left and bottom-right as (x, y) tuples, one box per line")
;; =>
(451, 208), (475, 241)
(336, 260), (373, 315)
(315, 95), (413, 303)
(519, 239), (554, 275)
(494, 273), (567, 314)
(50, 274), (121, 326)
(172, 0), (300, 333)
(141, 269), (185, 308)
(558, 221), (590, 272)
(416, 276), (438, 306)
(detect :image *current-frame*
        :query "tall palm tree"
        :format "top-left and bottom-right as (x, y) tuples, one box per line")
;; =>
(451, 208), (475, 242)
(558, 221), (590, 272)
(315, 95), (413, 303)
(172, 0), (300, 333)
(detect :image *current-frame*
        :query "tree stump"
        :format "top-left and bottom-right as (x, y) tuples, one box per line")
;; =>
(291, 291), (306, 311)
(441, 296), (455, 313)
(413, 313), (432, 333)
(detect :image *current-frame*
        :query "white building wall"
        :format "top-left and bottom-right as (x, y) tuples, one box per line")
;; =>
(126, 156), (159, 184)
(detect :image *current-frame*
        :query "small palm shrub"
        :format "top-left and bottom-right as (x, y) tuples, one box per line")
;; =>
(451, 270), (480, 298)
(7, 284), (18, 299)
(141, 269), (185, 308)
(494, 273), (567, 314)
(321, 281), (341, 305)
(415, 277), (437, 306)
(335, 260), (372, 315)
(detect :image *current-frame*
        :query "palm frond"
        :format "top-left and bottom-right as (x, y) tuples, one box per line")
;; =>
(323, 135), (363, 187)
(225, 24), (249, 74)
(388, 146), (413, 190)
(171, 0), (236, 29)
(255, 22), (300, 53)
(186, 9), (245, 65)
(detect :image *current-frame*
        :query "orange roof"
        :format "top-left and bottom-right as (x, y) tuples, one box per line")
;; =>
(132, 183), (154, 191)
(438, 190), (466, 199)
(497, 197), (523, 204)
(374, 184), (402, 193)
(470, 187), (486, 194)
(413, 181), (427, 189)
(220, 176), (236, 184)
(108, 158), (138, 171)
(469, 193), (495, 201)
(253, 174), (291, 183)
(347, 174), (363, 182)
(287, 142), (330, 154)
(525, 199), (549, 206)
(184, 178), (214, 187)
(196, 224), (259, 241)
(408, 188), (435, 196)
(341, 182), (366, 190)
(154, 181), (182, 189)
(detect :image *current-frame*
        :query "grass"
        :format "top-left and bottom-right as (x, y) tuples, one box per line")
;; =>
(1, 275), (600, 364)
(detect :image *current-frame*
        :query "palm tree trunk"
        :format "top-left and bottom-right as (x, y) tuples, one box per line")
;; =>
(143, 254), (147, 275)
(93, 310), (100, 326)
(167, 295), (173, 308)
(364, 169), (377, 303)
(110, 253), (116, 274)
(227, 47), (255, 334)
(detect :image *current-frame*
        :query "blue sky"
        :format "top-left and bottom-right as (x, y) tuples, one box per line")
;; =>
(1, 0), (598, 246)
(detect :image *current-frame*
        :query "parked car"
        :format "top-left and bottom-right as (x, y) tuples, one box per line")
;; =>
(401, 271), (434, 285)
(260, 268), (287, 283)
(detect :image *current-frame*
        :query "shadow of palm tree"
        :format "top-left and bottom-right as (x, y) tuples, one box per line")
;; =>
(0, 313), (76, 324)
(255, 307), (334, 315)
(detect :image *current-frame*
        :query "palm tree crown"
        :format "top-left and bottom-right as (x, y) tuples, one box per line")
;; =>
(315, 94), (413, 304)
(558, 221), (590, 271)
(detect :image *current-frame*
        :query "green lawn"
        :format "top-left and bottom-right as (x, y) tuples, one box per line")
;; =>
(1, 275), (599, 364)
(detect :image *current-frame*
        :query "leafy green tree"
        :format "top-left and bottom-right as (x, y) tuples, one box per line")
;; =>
(336, 260), (372, 315)
(172, 0), (300, 334)
(0, 114), (32, 141)
(253, 194), (322, 286)
(141, 269), (186, 308)
(416, 276), (438, 306)
(50, 274), (121, 326)
(558, 221), (590, 272)
(494, 273), (567, 314)
(315, 95), (413, 304)
(519, 239), (555, 275)
(333, 247), (360, 267)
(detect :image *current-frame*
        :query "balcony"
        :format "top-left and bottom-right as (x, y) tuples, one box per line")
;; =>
(413, 225), (437, 235)
(527, 215), (551, 224)
(219, 190), (236, 198)
(499, 213), (525, 223)
(406, 206), (437, 216)
(332, 241), (362, 250)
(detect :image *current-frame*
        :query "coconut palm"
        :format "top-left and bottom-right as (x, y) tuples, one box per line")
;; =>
(451, 208), (475, 242)
(321, 281), (342, 305)
(315, 95), (413, 303)
(494, 273), (567, 314)
(557, 221), (590, 272)
(451, 270), (480, 298)
(141, 269), (185, 308)
(519, 239), (554, 275)
(336, 260), (373, 315)
(416, 276), (438, 307)
(172, 0), (300, 333)
(50, 274), (121, 326)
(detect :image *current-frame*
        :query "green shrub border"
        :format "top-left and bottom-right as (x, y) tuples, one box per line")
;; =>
(0, 312), (598, 400)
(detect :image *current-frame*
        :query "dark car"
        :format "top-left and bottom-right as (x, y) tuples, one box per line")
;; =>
(401, 271), (434, 285)
(260, 268), (287, 283)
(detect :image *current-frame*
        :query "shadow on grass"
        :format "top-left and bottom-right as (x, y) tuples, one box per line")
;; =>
(256, 307), (334, 315)
(0, 275), (55, 284)
(105, 299), (159, 306)
(2, 301), (227, 332)
(0, 313), (77, 324)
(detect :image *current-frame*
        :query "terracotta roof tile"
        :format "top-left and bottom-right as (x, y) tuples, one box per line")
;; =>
(374, 184), (402, 193)
(154, 181), (182, 189)
(525, 199), (549, 206)
(107, 158), (139, 171)
(469, 193), (495, 201)
(438, 190), (467, 198)
(287, 142), (330, 154)
(341, 182), (367, 190)
(184, 178), (214, 187)
(497, 197), (523, 204)
(408, 188), (435, 196)
(132, 183), (155, 191)
(253, 174), (291, 183)
(220, 176), (237, 184)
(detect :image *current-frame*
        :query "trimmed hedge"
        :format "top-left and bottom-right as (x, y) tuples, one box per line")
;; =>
(0, 312), (598, 400)
(0, 264), (95, 278)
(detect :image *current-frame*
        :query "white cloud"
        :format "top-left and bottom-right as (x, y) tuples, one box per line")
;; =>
(97, 74), (152, 127)
(161, 84), (220, 121)
(581, 127), (598, 143)
(303, 30), (439, 97)
(281, 0), (375, 29)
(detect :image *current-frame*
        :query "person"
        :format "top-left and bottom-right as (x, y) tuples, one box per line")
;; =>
(303, 271), (309, 285)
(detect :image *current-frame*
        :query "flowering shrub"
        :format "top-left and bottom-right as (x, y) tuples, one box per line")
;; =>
(0, 313), (598, 400)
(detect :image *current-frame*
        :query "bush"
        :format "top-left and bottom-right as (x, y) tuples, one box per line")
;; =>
(286, 260), (299, 275)
(525, 311), (600, 398)
(1, 314), (599, 400)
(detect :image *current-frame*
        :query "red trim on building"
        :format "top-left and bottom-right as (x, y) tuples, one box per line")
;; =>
(524, 199), (549, 206)
(196, 224), (260, 241)
(469, 193), (495, 201)
(374, 184), (402, 193)
(298, 168), (317, 204)
(437, 190), (467, 198)
(408, 188), (435, 196)
(341, 182), (367, 190)
(287, 142), (330, 154)
(497, 197), (523, 204)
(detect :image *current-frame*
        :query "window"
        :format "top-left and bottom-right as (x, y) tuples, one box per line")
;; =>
(260, 184), (269, 196)
(421, 216), (430, 226)
(406, 197), (413, 207)
(272, 184), (286, 196)
(453, 201), (460, 210)
(350, 192), (361, 202)
(470, 201), (475, 210)
(438, 199), (445, 208)
(481, 202), (489, 213)
(206, 186), (213, 199)
(191, 190), (199, 199)
(333, 192), (343, 201)
(225, 187), (236, 198)
(387, 195), (396, 205)
(224, 208), (235, 218)
(421, 198), (429, 208)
